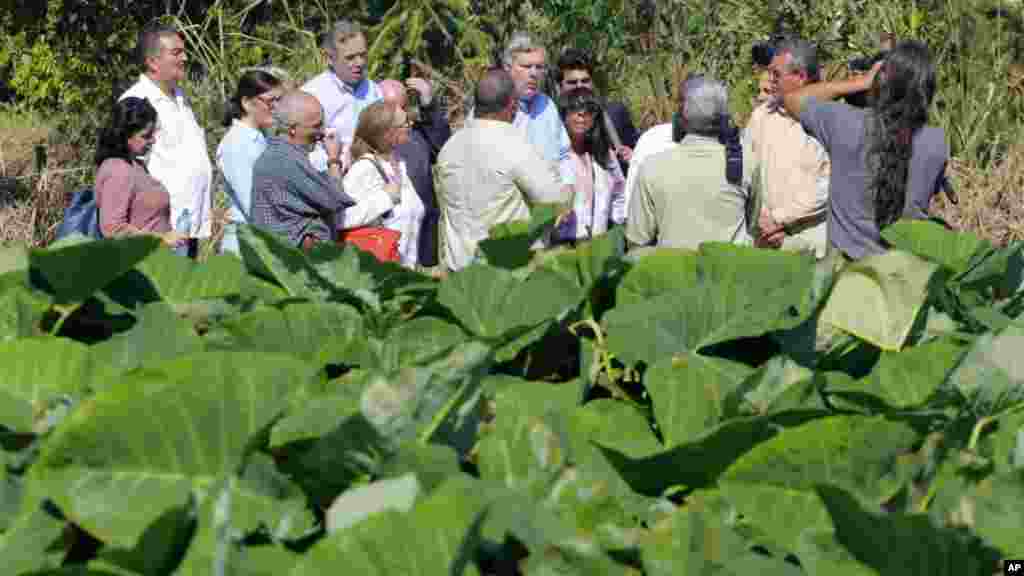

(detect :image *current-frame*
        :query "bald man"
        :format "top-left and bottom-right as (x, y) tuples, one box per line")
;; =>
(251, 91), (355, 249)
(378, 76), (451, 267)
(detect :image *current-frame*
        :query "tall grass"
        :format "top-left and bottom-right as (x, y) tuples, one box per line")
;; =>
(0, 0), (1021, 249)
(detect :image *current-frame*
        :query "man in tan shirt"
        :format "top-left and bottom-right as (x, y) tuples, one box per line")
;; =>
(744, 38), (830, 257)
(435, 68), (568, 271)
(626, 76), (750, 250)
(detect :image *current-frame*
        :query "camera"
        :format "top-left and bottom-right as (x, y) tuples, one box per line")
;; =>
(751, 34), (790, 67)
(845, 50), (888, 108)
(848, 50), (889, 73)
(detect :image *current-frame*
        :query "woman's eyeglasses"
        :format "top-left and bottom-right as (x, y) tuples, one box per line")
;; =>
(257, 94), (282, 108)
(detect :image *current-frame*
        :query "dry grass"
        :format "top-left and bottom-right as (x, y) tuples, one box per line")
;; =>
(932, 139), (1024, 246)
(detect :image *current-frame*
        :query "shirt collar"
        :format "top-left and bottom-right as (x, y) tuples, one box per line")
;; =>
(329, 69), (366, 96)
(232, 119), (266, 143)
(138, 74), (177, 103)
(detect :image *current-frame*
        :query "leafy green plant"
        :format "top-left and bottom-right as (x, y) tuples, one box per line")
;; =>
(0, 218), (1021, 574)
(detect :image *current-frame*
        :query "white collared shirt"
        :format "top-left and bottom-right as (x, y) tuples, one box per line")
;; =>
(119, 74), (213, 238)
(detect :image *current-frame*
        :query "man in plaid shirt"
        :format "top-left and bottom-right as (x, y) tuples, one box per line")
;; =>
(251, 91), (355, 249)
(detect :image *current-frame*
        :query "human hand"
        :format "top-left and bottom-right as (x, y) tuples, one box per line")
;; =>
(324, 128), (342, 162)
(159, 230), (188, 247)
(616, 145), (633, 163)
(406, 77), (432, 106)
(756, 209), (785, 249)
(855, 60), (884, 91)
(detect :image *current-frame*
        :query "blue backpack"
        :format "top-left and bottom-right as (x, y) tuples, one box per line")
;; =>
(55, 187), (103, 240)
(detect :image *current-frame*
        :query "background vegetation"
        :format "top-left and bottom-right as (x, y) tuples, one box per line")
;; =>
(0, 0), (1022, 249)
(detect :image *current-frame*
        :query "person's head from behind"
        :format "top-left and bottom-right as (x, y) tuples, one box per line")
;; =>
(557, 48), (594, 94)
(503, 33), (546, 101)
(378, 79), (408, 112)
(322, 20), (368, 87)
(96, 97), (158, 166)
(272, 91), (326, 149)
(868, 40), (937, 229)
(558, 87), (610, 167)
(681, 76), (729, 139)
(137, 23), (187, 85)
(672, 73), (709, 141)
(475, 68), (518, 122)
(351, 100), (409, 159)
(223, 69), (284, 129)
(768, 39), (819, 97)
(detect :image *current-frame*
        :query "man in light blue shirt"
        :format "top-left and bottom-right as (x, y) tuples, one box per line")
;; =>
(301, 20), (381, 171)
(503, 32), (575, 195)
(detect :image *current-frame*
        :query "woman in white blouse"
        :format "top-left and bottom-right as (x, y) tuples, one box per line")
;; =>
(341, 101), (424, 268)
(552, 87), (625, 244)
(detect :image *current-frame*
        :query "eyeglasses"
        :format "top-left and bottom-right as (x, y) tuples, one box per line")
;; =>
(562, 78), (592, 87)
(257, 94), (281, 108)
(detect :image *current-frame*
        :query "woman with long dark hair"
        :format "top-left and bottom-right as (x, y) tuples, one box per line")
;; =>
(216, 69), (284, 254)
(780, 40), (948, 260)
(552, 87), (625, 243)
(95, 97), (184, 245)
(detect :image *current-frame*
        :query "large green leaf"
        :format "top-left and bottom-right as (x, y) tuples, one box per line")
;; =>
(0, 338), (97, 434)
(956, 473), (1024, 556)
(614, 248), (698, 309)
(477, 204), (561, 270)
(0, 275), (50, 342)
(306, 242), (381, 310)
(815, 484), (1001, 575)
(356, 316), (469, 372)
(289, 474), (488, 576)
(721, 416), (919, 504)
(203, 301), (364, 368)
(605, 244), (815, 366)
(133, 250), (246, 303)
(600, 417), (785, 497)
(824, 336), (966, 410)
(728, 355), (820, 417)
(641, 491), (803, 576)
(644, 354), (754, 447)
(881, 220), (989, 276)
(88, 303), (204, 382)
(360, 341), (491, 455)
(719, 482), (833, 552)
(325, 473), (420, 533)
(572, 398), (662, 459)
(477, 379), (663, 540)
(236, 225), (332, 300)
(819, 250), (940, 351)
(535, 229), (626, 318)
(945, 323), (1024, 414)
(29, 237), (161, 305)
(438, 264), (584, 344)
(27, 351), (320, 548)
(0, 505), (66, 574)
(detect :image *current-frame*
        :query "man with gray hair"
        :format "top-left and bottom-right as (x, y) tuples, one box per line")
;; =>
(435, 68), (568, 271)
(250, 91), (355, 250)
(744, 38), (830, 257)
(302, 20), (381, 170)
(502, 32), (574, 196)
(626, 77), (750, 249)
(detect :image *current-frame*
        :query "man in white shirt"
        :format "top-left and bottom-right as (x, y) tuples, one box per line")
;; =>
(120, 23), (212, 258)
(302, 20), (382, 171)
(435, 68), (569, 271)
(744, 39), (830, 257)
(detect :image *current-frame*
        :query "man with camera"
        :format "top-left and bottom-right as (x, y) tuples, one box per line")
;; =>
(744, 38), (830, 257)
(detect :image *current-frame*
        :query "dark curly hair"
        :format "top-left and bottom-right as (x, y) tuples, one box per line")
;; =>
(865, 40), (936, 230)
(95, 97), (158, 167)
(557, 87), (611, 169)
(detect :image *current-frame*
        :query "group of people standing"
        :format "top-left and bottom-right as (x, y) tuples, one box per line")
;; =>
(91, 19), (948, 273)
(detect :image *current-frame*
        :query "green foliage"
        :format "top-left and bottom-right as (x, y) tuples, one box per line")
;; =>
(0, 220), (1018, 572)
